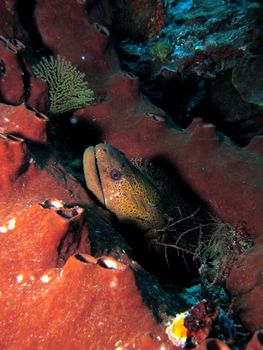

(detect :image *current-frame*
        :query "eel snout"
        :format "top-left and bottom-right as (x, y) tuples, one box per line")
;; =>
(83, 145), (105, 205)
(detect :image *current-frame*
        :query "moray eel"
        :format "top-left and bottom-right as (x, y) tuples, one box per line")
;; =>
(83, 144), (167, 237)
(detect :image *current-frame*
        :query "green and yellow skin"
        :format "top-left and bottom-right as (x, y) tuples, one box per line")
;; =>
(83, 144), (167, 238)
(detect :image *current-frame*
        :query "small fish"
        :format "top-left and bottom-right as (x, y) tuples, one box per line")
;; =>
(83, 144), (167, 238)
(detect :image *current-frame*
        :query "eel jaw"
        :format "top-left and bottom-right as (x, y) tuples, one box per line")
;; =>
(83, 146), (105, 205)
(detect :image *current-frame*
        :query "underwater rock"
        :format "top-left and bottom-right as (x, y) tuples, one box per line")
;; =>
(111, 0), (164, 41)
(226, 237), (263, 331)
(246, 136), (263, 157)
(0, 104), (180, 349)
(0, 103), (49, 144)
(245, 330), (263, 350)
(0, 251), (173, 349)
(34, 0), (119, 82)
(195, 339), (231, 350)
(205, 71), (263, 145)
(120, 0), (261, 79)
(117, 1), (263, 145)
(0, 105), (92, 208)
(0, 45), (24, 104)
(29, 0), (263, 335)
(0, 133), (36, 191)
(0, 0), (26, 104)
(0, 0), (262, 346)
(232, 52), (263, 107)
(0, 201), (90, 278)
(26, 73), (48, 113)
(106, 70), (140, 107)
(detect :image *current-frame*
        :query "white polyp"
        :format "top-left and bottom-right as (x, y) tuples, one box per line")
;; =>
(16, 274), (24, 283)
(7, 218), (16, 230)
(109, 277), (118, 288)
(40, 275), (51, 283)
(159, 345), (168, 350)
(50, 200), (64, 209)
(0, 226), (8, 234)
(102, 257), (118, 269)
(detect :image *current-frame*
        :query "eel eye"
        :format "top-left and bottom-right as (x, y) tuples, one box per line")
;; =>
(110, 169), (122, 181)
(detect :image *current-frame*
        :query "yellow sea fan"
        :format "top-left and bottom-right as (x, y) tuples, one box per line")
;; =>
(32, 55), (94, 115)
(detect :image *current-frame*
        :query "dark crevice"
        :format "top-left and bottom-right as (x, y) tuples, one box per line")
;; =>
(75, 254), (90, 264)
(16, 151), (32, 177)
(206, 339), (221, 350)
(15, 0), (53, 108)
(257, 331), (263, 344)
(19, 55), (31, 102)
(56, 222), (83, 266)
(15, 0), (47, 57)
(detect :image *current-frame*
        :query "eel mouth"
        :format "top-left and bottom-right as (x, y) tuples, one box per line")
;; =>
(83, 145), (105, 205)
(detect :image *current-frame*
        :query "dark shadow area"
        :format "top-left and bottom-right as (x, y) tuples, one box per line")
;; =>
(52, 115), (103, 153)
(16, 0), (49, 57)
(133, 268), (189, 321)
(258, 331), (263, 345)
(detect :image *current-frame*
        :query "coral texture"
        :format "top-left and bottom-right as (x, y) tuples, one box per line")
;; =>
(121, 0), (261, 78)
(232, 52), (263, 107)
(0, 104), (174, 350)
(0, 0), (262, 348)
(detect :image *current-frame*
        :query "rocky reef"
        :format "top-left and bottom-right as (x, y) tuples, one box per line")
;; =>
(118, 0), (263, 145)
(0, 0), (262, 349)
(120, 0), (261, 78)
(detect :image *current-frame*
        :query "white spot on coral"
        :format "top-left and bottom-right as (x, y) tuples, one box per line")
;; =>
(115, 342), (130, 350)
(50, 200), (64, 209)
(40, 275), (51, 283)
(101, 257), (118, 269)
(16, 274), (24, 283)
(0, 226), (8, 234)
(0, 218), (16, 233)
(159, 344), (168, 350)
(7, 218), (16, 230)
(115, 340), (123, 348)
(110, 277), (118, 288)
(81, 55), (86, 60)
